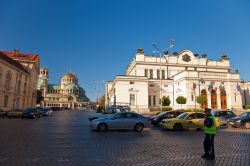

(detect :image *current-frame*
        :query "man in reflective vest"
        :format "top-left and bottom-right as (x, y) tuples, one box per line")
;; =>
(201, 108), (216, 160)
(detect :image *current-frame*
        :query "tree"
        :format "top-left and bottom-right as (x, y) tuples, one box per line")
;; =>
(97, 95), (105, 113)
(196, 95), (206, 108)
(161, 96), (171, 106)
(176, 96), (187, 109)
(36, 90), (44, 105)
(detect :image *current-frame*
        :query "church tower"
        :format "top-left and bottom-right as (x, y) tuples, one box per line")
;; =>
(38, 67), (49, 96)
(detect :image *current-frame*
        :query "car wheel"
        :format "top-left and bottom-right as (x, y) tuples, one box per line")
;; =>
(135, 123), (144, 132)
(97, 123), (108, 132)
(244, 122), (250, 129)
(173, 123), (183, 131)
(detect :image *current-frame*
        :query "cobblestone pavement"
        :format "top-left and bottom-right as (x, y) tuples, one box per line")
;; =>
(0, 110), (250, 166)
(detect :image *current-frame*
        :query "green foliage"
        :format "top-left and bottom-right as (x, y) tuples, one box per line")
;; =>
(176, 96), (187, 105)
(161, 96), (171, 106)
(244, 105), (250, 110)
(192, 109), (204, 112)
(36, 90), (43, 104)
(96, 107), (103, 113)
(176, 109), (204, 113)
(196, 95), (206, 107)
(156, 106), (173, 115)
(176, 96), (186, 109)
(96, 95), (105, 113)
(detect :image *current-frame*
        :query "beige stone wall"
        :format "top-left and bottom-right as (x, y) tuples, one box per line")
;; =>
(19, 59), (40, 108)
(0, 59), (30, 111)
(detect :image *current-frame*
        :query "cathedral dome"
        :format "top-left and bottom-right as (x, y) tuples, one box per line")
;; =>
(64, 84), (79, 90)
(62, 73), (77, 79)
(61, 73), (78, 85)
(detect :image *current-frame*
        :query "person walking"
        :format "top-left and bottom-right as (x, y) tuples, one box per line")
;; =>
(201, 108), (216, 160)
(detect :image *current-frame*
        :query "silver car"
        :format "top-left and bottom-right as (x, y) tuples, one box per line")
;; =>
(90, 112), (151, 132)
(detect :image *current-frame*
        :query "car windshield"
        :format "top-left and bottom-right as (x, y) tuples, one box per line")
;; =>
(177, 113), (188, 120)
(240, 113), (248, 117)
(157, 112), (167, 117)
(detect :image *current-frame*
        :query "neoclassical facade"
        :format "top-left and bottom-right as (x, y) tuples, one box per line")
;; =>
(0, 52), (32, 111)
(38, 68), (89, 109)
(106, 48), (249, 113)
(0, 49), (40, 108)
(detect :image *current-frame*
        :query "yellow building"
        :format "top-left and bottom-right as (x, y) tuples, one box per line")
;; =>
(0, 50), (40, 110)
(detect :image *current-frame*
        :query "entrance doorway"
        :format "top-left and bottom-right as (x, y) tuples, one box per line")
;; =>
(211, 90), (217, 109)
(220, 90), (227, 109)
(201, 90), (208, 109)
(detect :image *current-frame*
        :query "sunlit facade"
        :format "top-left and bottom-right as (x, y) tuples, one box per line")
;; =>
(38, 68), (89, 109)
(106, 48), (248, 113)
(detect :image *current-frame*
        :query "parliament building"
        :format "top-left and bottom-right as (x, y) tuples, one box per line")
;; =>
(106, 48), (250, 113)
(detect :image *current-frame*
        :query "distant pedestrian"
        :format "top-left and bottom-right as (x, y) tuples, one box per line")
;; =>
(201, 108), (216, 160)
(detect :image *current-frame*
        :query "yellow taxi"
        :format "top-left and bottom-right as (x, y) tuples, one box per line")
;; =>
(7, 109), (23, 118)
(162, 112), (220, 131)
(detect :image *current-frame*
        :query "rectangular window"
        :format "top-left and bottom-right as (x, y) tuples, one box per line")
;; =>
(130, 82), (134, 84)
(150, 70), (153, 79)
(129, 94), (135, 106)
(191, 94), (194, 101)
(153, 96), (156, 106)
(148, 95), (151, 106)
(17, 80), (21, 94)
(4, 95), (8, 107)
(162, 70), (165, 79)
(144, 69), (148, 77)
(157, 70), (160, 79)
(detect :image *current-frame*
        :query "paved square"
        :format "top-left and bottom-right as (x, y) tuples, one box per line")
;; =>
(0, 110), (250, 166)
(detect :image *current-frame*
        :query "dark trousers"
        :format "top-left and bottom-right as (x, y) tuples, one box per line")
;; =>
(203, 133), (215, 157)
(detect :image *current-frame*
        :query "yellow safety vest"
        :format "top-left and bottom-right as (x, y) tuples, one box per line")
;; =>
(204, 115), (216, 135)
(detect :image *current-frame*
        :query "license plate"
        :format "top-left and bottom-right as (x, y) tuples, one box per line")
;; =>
(229, 122), (234, 125)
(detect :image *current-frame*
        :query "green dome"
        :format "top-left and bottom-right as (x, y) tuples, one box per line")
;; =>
(64, 84), (79, 90)
(48, 84), (60, 90)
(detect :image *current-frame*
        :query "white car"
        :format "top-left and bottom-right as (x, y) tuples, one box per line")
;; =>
(89, 106), (130, 122)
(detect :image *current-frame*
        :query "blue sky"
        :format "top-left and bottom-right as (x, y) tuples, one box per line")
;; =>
(0, 0), (250, 101)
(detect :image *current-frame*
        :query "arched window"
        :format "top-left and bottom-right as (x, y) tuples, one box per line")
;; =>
(17, 80), (21, 93)
(5, 71), (12, 90)
(0, 66), (3, 86)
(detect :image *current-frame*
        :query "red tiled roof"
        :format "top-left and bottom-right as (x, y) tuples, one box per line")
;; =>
(0, 52), (29, 74)
(0, 49), (39, 61)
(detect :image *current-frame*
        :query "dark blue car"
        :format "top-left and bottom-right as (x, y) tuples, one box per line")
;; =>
(21, 108), (42, 119)
(151, 110), (184, 127)
(39, 108), (53, 116)
(228, 112), (250, 129)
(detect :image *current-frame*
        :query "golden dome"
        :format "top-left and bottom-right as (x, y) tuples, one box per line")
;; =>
(62, 73), (77, 79)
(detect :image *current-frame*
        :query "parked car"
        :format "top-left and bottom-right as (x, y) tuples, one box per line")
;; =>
(162, 112), (220, 131)
(50, 107), (62, 111)
(212, 110), (237, 126)
(39, 108), (53, 116)
(89, 106), (131, 122)
(21, 108), (42, 119)
(90, 112), (151, 132)
(151, 110), (184, 127)
(0, 109), (7, 117)
(227, 112), (250, 129)
(7, 109), (23, 118)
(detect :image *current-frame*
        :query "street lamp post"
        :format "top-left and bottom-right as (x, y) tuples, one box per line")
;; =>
(152, 39), (174, 113)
